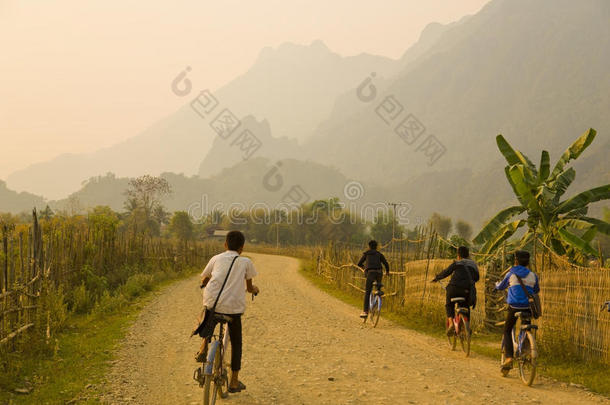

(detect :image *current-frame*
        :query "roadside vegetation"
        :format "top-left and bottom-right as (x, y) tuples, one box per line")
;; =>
(298, 258), (610, 396)
(0, 176), (220, 402)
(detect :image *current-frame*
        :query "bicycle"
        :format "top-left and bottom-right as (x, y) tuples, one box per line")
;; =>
(193, 314), (231, 405)
(438, 280), (471, 356)
(500, 311), (538, 386)
(363, 281), (383, 328)
(194, 292), (257, 404)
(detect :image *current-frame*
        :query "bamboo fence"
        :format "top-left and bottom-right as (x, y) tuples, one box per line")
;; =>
(0, 210), (219, 351)
(312, 232), (610, 364)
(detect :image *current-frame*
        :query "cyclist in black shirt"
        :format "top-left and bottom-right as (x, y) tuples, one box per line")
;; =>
(432, 246), (479, 335)
(357, 240), (390, 318)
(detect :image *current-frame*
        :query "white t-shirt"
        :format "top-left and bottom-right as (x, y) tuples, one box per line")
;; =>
(201, 251), (257, 315)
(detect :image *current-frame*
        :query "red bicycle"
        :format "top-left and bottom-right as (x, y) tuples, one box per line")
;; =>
(439, 280), (471, 356)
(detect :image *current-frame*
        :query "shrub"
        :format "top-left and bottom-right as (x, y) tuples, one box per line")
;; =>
(70, 283), (94, 314)
(120, 273), (154, 298)
(92, 291), (128, 315)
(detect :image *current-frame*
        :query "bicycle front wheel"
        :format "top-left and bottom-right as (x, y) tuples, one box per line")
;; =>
(203, 342), (223, 405)
(518, 331), (537, 386)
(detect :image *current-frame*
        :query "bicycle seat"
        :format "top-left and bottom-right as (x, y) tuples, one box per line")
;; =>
(514, 312), (531, 319)
(520, 324), (538, 331)
(451, 297), (466, 303)
(214, 314), (233, 323)
(373, 282), (384, 288)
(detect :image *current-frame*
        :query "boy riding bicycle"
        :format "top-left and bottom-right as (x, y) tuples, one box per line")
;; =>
(495, 250), (540, 370)
(196, 230), (260, 394)
(431, 246), (479, 335)
(357, 240), (390, 318)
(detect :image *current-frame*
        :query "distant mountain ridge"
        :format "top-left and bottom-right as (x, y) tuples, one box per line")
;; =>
(4, 0), (610, 228)
(7, 41), (395, 200)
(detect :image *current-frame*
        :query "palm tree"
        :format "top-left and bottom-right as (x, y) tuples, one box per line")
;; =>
(473, 128), (610, 260)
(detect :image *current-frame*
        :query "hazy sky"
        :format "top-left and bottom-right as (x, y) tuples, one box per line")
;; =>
(0, 0), (490, 180)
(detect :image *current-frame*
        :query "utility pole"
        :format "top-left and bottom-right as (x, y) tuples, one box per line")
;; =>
(386, 202), (408, 259)
(276, 217), (280, 254)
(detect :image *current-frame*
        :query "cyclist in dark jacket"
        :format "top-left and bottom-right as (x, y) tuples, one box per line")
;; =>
(431, 246), (479, 335)
(357, 240), (389, 318)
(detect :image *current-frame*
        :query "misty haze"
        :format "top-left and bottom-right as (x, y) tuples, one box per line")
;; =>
(1, 0), (610, 404)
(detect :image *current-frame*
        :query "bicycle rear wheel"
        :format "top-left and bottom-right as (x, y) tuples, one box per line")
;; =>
(446, 319), (457, 350)
(458, 315), (471, 357)
(518, 331), (537, 386)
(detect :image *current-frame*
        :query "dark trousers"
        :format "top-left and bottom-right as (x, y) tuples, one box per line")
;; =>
(363, 270), (383, 311)
(445, 285), (470, 318)
(220, 314), (242, 371)
(503, 307), (531, 358)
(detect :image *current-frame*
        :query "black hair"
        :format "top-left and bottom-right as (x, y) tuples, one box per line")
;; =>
(457, 246), (469, 258)
(368, 240), (378, 249)
(515, 250), (530, 267)
(226, 230), (245, 251)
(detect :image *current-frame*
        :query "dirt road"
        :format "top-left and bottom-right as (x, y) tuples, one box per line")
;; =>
(101, 253), (608, 404)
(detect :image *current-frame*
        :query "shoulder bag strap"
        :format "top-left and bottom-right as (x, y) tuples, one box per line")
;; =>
(211, 255), (239, 311)
(514, 274), (533, 299)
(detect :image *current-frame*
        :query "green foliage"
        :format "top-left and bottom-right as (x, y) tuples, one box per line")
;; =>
(169, 211), (194, 242)
(40, 284), (69, 336)
(120, 273), (155, 298)
(70, 283), (94, 314)
(370, 211), (401, 244)
(92, 290), (128, 315)
(474, 129), (610, 261)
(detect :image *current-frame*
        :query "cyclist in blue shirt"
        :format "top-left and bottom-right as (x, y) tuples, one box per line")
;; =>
(495, 250), (540, 370)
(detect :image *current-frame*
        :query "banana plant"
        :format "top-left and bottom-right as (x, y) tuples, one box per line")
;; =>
(473, 128), (610, 260)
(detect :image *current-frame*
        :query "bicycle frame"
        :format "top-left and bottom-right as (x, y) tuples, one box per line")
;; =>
(204, 322), (230, 374)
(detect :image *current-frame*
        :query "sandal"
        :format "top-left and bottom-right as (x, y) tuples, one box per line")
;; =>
(228, 381), (246, 393)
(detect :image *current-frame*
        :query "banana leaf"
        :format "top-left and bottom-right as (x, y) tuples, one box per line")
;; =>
(549, 128), (596, 181)
(538, 150), (550, 181)
(549, 167), (575, 202)
(579, 216), (610, 236)
(473, 205), (525, 245)
(556, 184), (610, 214)
(496, 135), (537, 173)
(481, 219), (526, 254)
(558, 228), (599, 256)
(507, 165), (540, 213)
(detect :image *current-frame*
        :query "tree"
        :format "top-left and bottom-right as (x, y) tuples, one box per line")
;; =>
(473, 129), (610, 260)
(169, 211), (194, 246)
(153, 205), (171, 226)
(429, 213), (452, 239)
(39, 205), (54, 221)
(455, 220), (473, 241)
(371, 211), (402, 244)
(123, 175), (171, 236)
